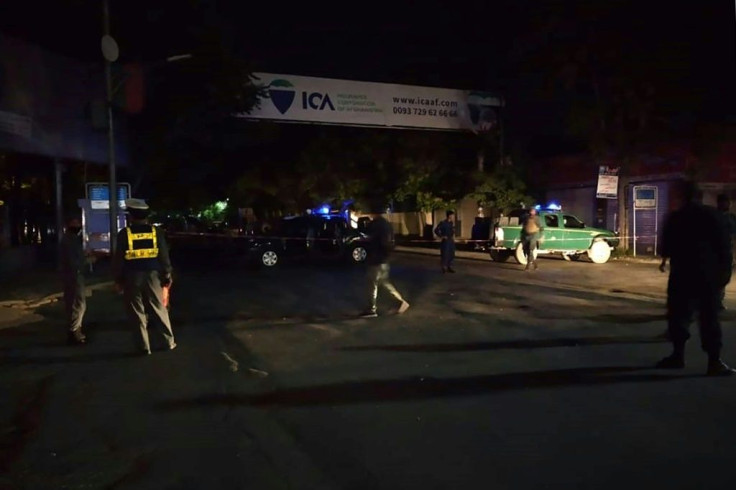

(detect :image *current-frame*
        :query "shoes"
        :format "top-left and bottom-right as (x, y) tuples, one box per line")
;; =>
(706, 359), (736, 376)
(168, 342), (177, 351)
(533, 261), (538, 270)
(398, 301), (410, 314)
(142, 349), (152, 356)
(67, 330), (86, 345)
(524, 264), (530, 271)
(441, 267), (447, 274)
(447, 267), (456, 273)
(655, 355), (685, 369)
(360, 311), (378, 318)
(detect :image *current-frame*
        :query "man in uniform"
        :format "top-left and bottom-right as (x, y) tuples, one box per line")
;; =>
(360, 205), (410, 318)
(113, 199), (176, 355)
(716, 194), (736, 310)
(59, 216), (92, 344)
(434, 210), (456, 273)
(521, 207), (543, 271)
(657, 181), (734, 376)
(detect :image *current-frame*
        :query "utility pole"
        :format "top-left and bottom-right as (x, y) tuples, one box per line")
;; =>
(102, 0), (118, 256)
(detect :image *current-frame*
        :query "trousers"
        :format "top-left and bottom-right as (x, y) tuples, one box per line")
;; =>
(123, 270), (175, 352)
(367, 263), (405, 312)
(63, 273), (86, 332)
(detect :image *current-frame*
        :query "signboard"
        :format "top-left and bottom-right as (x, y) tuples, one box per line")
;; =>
(596, 166), (620, 199)
(85, 182), (130, 210)
(634, 186), (657, 209)
(242, 73), (502, 132)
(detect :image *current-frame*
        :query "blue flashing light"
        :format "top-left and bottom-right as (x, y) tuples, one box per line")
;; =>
(546, 202), (562, 211)
(534, 204), (541, 210)
(317, 205), (331, 215)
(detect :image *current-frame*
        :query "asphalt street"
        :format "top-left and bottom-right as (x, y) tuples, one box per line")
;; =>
(1, 251), (735, 489)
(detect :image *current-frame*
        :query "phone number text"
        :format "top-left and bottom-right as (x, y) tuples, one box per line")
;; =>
(392, 107), (458, 117)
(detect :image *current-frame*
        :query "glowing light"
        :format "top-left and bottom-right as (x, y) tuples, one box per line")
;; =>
(534, 205), (541, 210)
(318, 205), (331, 215)
(546, 202), (562, 210)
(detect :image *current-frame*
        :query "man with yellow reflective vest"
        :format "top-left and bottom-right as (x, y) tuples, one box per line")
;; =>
(112, 198), (176, 355)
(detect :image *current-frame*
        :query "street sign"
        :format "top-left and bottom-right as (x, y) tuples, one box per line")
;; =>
(634, 186), (657, 209)
(86, 182), (130, 210)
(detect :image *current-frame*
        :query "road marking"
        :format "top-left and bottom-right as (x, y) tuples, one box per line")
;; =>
(220, 351), (239, 372)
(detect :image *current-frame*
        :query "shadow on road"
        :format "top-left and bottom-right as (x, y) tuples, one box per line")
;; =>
(155, 365), (696, 410)
(340, 335), (668, 353)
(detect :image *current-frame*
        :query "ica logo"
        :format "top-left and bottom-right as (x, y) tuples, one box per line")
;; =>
(268, 79), (335, 114)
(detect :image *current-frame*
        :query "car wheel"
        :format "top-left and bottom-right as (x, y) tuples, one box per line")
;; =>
(261, 249), (279, 267)
(351, 245), (368, 263)
(514, 242), (528, 265)
(489, 250), (511, 262)
(588, 240), (611, 264)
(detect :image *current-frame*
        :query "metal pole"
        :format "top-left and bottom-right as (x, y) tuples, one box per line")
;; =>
(54, 158), (63, 244)
(104, 0), (118, 257)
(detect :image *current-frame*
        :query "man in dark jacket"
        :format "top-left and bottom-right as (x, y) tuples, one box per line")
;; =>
(434, 210), (456, 273)
(112, 199), (176, 355)
(657, 181), (734, 376)
(360, 208), (410, 318)
(60, 217), (91, 344)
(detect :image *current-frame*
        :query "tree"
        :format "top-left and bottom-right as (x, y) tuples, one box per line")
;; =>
(512, 1), (705, 249)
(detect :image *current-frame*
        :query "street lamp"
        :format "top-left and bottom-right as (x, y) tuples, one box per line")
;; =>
(100, 0), (192, 256)
(102, 0), (119, 256)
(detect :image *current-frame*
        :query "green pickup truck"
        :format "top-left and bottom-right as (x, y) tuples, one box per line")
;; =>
(488, 207), (619, 265)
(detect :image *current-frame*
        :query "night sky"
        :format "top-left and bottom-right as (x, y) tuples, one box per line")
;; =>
(3, 0), (735, 152)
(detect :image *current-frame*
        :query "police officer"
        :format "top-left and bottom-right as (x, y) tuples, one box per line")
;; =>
(657, 181), (734, 376)
(112, 199), (176, 355)
(521, 207), (543, 271)
(716, 194), (736, 310)
(59, 216), (92, 344)
(434, 210), (456, 273)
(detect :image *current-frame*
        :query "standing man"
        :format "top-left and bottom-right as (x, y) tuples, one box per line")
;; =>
(716, 194), (736, 310)
(113, 199), (176, 355)
(521, 207), (543, 271)
(434, 210), (456, 273)
(59, 217), (92, 345)
(657, 181), (734, 376)
(360, 206), (410, 318)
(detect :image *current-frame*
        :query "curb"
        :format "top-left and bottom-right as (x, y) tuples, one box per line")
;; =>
(0, 281), (115, 310)
(395, 245), (661, 265)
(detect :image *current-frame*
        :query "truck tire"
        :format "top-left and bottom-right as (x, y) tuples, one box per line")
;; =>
(514, 242), (528, 265)
(489, 250), (511, 263)
(588, 240), (611, 264)
(261, 249), (279, 267)
(350, 245), (368, 263)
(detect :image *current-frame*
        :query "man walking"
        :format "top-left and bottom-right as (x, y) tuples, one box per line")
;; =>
(521, 207), (543, 271)
(656, 181), (734, 376)
(113, 199), (176, 355)
(434, 210), (456, 273)
(59, 217), (91, 345)
(360, 207), (410, 318)
(716, 194), (736, 310)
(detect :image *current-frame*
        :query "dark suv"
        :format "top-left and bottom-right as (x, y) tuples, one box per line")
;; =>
(245, 215), (370, 267)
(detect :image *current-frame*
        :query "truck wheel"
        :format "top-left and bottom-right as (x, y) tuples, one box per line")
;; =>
(261, 249), (279, 267)
(350, 245), (368, 263)
(489, 250), (511, 263)
(514, 242), (528, 265)
(569, 254), (582, 261)
(588, 240), (611, 264)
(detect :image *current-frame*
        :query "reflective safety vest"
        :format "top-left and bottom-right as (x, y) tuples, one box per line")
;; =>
(124, 226), (159, 260)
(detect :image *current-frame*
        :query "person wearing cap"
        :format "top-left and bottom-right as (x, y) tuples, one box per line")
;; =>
(521, 207), (543, 271)
(113, 198), (176, 355)
(59, 216), (95, 345)
(434, 210), (456, 273)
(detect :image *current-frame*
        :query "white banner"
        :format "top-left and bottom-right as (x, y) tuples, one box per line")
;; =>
(240, 73), (501, 132)
(596, 166), (620, 199)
